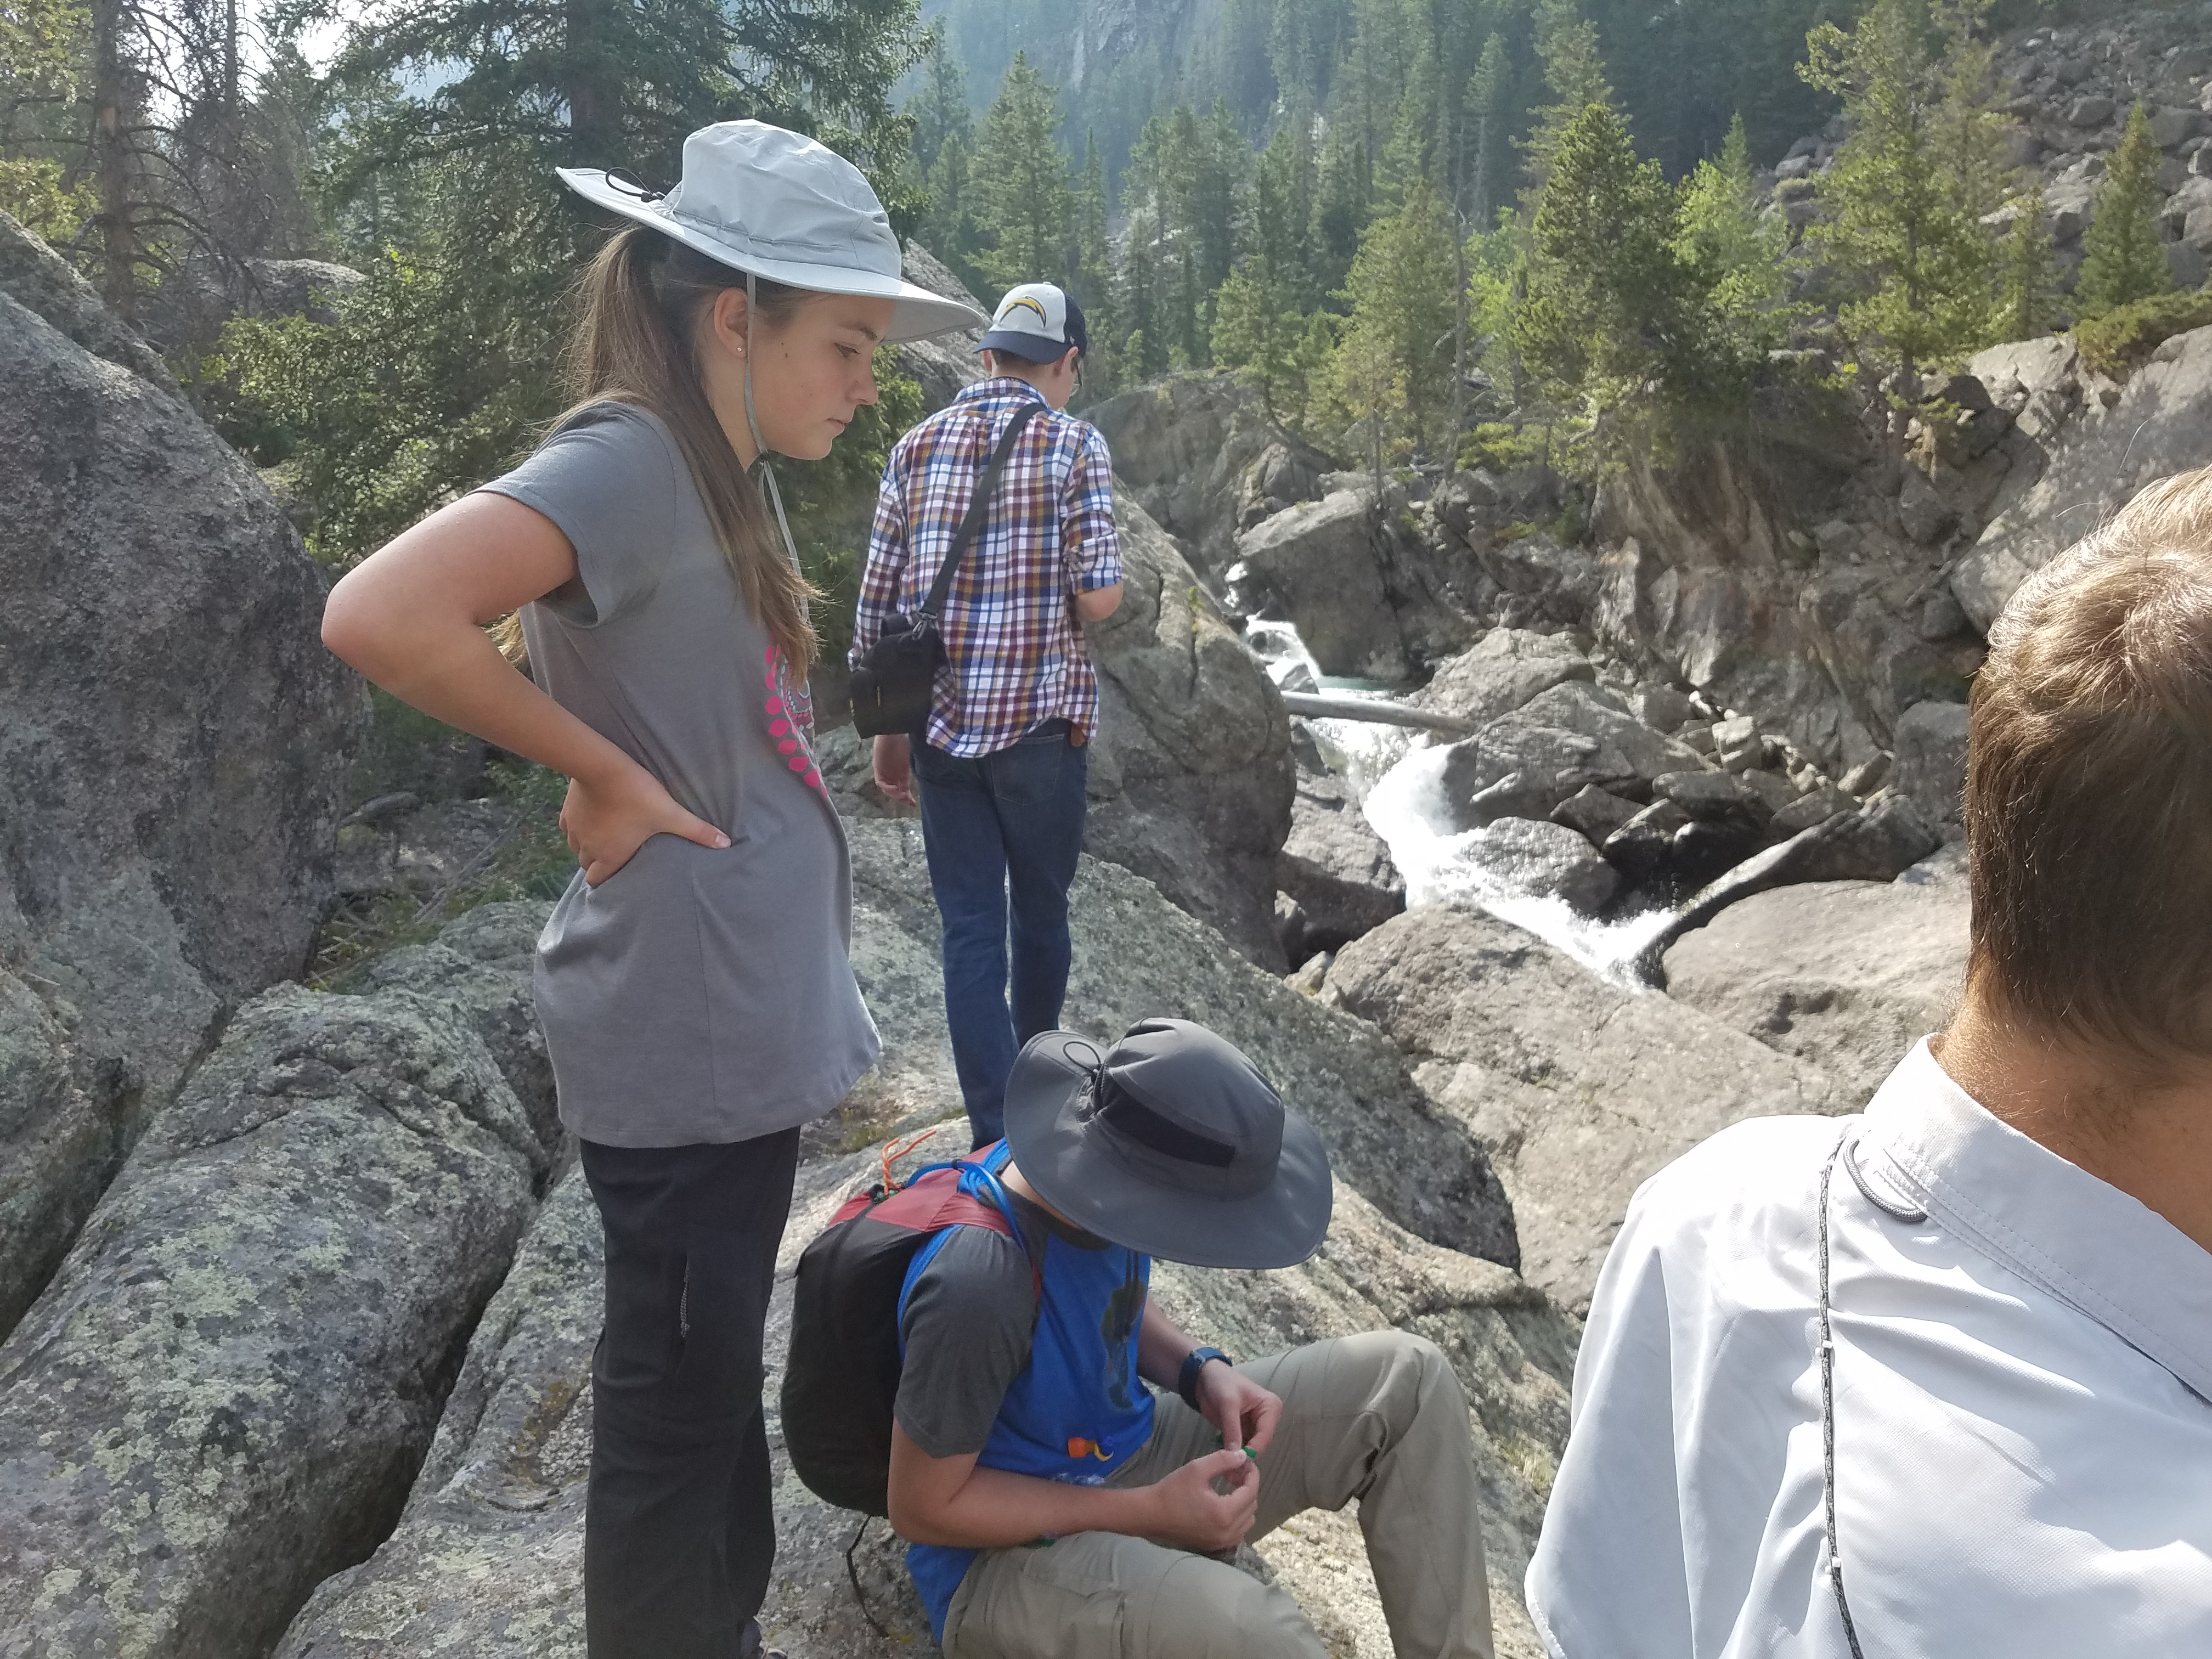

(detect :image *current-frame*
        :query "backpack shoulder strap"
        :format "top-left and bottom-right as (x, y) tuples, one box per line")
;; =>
(918, 400), (1046, 623)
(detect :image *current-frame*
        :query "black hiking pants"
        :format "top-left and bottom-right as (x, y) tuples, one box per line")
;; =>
(580, 1127), (802, 1659)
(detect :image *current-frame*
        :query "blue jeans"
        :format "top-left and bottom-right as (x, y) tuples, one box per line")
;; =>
(913, 723), (1090, 1147)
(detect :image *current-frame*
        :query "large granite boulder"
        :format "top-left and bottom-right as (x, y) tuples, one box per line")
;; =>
(1085, 490), (1296, 968)
(1231, 489), (1409, 679)
(0, 984), (552, 1658)
(276, 1133), (1577, 1659)
(1661, 873), (1971, 1106)
(1953, 326), (2212, 630)
(1329, 904), (1840, 1310)
(889, 243), (985, 413)
(1592, 438), (1977, 776)
(1276, 770), (1406, 954)
(1412, 628), (1596, 728)
(834, 819), (1518, 1271)
(0, 212), (365, 1340)
(1437, 681), (1708, 830)
(343, 901), (560, 1156)
(1086, 371), (1273, 575)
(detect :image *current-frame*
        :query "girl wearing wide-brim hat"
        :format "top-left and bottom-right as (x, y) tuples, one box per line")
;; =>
(323, 121), (985, 1658)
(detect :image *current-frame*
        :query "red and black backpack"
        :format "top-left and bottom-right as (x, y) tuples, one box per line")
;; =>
(781, 1142), (1040, 1517)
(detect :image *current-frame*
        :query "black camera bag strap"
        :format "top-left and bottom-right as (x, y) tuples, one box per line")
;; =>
(916, 399), (1045, 627)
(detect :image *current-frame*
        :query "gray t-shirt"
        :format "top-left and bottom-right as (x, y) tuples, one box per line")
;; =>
(478, 401), (880, 1146)
(895, 1192), (1109, 1458)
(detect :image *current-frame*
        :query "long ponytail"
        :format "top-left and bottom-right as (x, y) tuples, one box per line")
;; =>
(524, 223), (820, 673)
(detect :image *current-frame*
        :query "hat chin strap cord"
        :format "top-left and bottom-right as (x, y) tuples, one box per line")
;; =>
(742, 269), (805, 577)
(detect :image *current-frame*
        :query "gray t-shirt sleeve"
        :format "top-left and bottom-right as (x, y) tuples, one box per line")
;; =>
(895, 1226), (1039, 1459)
(476, 402), (681, 628)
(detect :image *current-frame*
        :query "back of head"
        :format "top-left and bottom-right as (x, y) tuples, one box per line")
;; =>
(1966, 467), (2212, 1068)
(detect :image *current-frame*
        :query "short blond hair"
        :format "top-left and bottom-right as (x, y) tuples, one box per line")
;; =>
(1966, 466), (2212, 1063)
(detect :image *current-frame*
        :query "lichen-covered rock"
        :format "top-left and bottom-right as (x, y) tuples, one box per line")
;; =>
(1661, 877), (1970, 1106)
(1330, 904), (1839, 1310)
(344, 902), (561, 1159)
(276, 1136), (1575, 1659)
(1085, 490), (1296, 968)
(0, 215), (364, 1339)
(270, 1167), (601, 1659)
(836, 820), (1519, 1271)
(0, 986), (546, 1659)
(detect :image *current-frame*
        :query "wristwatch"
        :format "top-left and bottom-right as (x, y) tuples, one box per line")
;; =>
(1177, 1345), (1233, 1410)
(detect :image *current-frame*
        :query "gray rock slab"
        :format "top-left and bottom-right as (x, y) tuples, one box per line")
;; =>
(1276, 774), (1406, 952)
(1890, 700), (1972, 833)
(1956, 325), (2212, 631)
(1, 222), (364, 1338)
(0, 985), (546, 1658)
(1330, 905), (1840, 1309)
(344, 902), (563, 1160)
(1439, 682), (1708, 829)
(1086, 490), (1296, 969)
(1463, 819), (1621, 914)
(1233, 490), (1406, 679)
(1662, 879), (1970, 1107)
(1637, 795), (1945, 976)
(1412, 629), (1596, 728)
(837, 820), (1519, 1270)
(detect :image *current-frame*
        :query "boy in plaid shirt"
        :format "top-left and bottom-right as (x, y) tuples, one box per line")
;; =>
(853, 283), (1123, 1147)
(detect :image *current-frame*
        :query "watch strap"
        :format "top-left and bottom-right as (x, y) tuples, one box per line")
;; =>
(1177, 1345), (1232, 1410)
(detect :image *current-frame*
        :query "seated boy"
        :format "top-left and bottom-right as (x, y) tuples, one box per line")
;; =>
(887, 1017), (1495, 1658)
(1527, 470), (2212, 1655)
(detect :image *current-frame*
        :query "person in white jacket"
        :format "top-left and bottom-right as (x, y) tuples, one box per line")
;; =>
(1527, 465), (2212, 1658)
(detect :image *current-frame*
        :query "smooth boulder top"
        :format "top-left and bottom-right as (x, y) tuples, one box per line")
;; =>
(1330, 902), (1840, 1311)
(1661, 874), (1970, 1108)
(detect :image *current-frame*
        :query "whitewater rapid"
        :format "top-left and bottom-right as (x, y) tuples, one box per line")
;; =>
(1249, 622), (1670, 988)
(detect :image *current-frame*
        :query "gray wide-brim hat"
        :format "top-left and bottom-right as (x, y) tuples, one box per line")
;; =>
(1002, 1019), (1333, 1271)
(557, 121), (987, 343)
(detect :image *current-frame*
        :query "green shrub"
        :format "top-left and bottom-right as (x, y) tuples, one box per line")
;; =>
(2076, 289), (2212, 379)
(1457, 421), (1548, 473)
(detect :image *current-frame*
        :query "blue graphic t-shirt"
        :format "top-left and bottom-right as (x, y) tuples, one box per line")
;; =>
(894, 1146), (1155, 1639)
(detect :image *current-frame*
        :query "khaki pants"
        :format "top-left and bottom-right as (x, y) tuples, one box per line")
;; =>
(940, 1330), (1493, 1659)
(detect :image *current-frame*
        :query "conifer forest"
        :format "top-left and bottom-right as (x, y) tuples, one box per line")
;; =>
(0, 0), (2168, 605)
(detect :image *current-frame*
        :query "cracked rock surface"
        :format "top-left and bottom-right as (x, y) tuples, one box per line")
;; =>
(0, 986), (547, 1659)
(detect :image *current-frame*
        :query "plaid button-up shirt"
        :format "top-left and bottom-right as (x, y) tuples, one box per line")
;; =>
(853, 379), (1122, 757)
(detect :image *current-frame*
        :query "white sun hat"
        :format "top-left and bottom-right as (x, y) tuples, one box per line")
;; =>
(557, 121), (986, 343)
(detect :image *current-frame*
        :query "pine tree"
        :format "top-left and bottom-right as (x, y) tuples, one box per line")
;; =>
(1317, 173), (1459, 457)
(1676, 112), (1788, 351)
(971, 53), (1077, 292)
(1523, 0), (1616, 199)
(1996, 182), (2062, 341)
(1074, 129), (1119, 389)
(1465, 31), (1511, 235)
(2075, 104), (2175, 321)
(1799, 0), (2007, 399)
(1212, 258), (1307, 422)
(906, 31), (969, 179)
(1514, 102), (1737, 434)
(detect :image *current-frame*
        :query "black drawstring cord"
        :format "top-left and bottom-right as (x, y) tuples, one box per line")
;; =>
(602, 167), (668, 202)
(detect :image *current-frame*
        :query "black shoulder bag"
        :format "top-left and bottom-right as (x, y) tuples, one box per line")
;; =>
(850, 402), (1043, 740)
